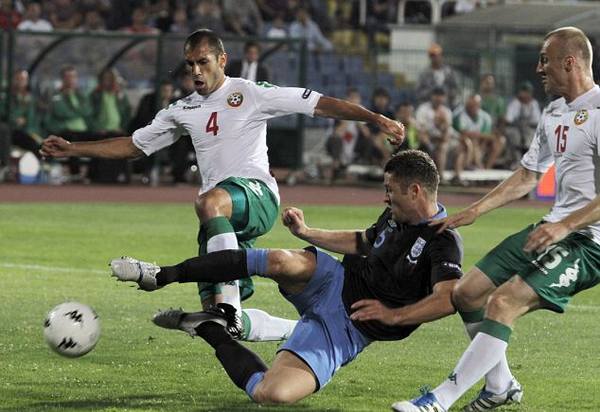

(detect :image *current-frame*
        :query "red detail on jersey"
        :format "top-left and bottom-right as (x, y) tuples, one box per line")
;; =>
(206, 111), (219, 136)
(554, 124), (568, 153)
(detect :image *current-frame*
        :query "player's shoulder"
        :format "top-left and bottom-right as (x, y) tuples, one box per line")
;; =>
(430, 226), (463, 249)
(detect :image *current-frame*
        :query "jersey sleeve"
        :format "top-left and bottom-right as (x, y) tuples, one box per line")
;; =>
(251, 82), (322, 120)
(131, 105), (183, 155)
(520, 109), (553, 173)
(365, 208), (392, 245)
(428, 230), (463, 286)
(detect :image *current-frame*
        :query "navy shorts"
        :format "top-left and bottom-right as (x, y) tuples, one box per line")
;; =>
(278, 247), (372, 390)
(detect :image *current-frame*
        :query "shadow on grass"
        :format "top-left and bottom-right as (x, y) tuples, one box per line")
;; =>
(2, 393), (345, 412)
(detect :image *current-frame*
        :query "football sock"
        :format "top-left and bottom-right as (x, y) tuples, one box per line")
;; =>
(432, 319), (511, 410)
(196, 321), (268, 396)
(157, 250), (249, 285)
(205, 217), (242, 315)
(241, 308), (298, 341)
(459, 310), (514, 395)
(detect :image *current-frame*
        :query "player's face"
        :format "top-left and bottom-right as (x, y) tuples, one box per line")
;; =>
(537, 36), (568, 96)
(184, 42), (227, 96)
(384, 173), (415, 224)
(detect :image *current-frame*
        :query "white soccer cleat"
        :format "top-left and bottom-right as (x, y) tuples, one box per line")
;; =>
(462, 379), (523, 411)
(152, 306), (228, 337)
(110, 256), (161, 291)
(392, 391), (446, 412)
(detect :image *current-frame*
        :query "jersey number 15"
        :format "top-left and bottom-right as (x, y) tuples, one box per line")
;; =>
(554, 124), (568, 153)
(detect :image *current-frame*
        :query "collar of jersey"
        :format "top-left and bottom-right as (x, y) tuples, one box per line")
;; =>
(196, 76), (231, 101)
(567, 84), (600, 110)
(415, 203), (447, 226)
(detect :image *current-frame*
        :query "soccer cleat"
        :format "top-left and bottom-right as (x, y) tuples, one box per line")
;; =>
(391, 392), (446, 412)
(462, 379), (523, 412)
(152, 303), (243, 339)
(110, 256), (161, 291)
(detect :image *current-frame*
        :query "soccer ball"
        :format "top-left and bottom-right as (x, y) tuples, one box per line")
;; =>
(43, 302), (100, 358)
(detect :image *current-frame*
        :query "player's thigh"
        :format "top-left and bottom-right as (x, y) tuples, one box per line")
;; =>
(253, 351), (317, 404)
(485, 275), (543, 325)
(515, 233), (600, 314)
(194, 187), (233, 221)
(217, 177), (279, 241)
(267, 248), (316, 294)
(452, 266), (497, 311)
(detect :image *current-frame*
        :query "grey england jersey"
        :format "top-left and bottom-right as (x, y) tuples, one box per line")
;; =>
(132, 77), (322, 202)
(521, 85), (600, 243)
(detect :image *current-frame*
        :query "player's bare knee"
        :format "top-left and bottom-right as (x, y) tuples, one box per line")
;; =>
(485, 292), (517, 318)
(253, 382), (298, 405)
(267, 249), (295, 275)
(194, 189), (232, 221)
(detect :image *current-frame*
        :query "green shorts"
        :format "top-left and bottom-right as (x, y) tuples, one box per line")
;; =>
(198, 177), (279, 302)
(476, 223), (600, 313)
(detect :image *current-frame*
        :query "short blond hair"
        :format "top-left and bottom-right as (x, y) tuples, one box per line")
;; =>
(545, 26), (593, 66)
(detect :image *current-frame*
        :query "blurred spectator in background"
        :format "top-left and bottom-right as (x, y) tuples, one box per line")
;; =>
(324, 88), (372, 182)
(128, 79), (175, 184)
(394, 101), (421, 152)
(265, 13), (288, 39)
(256, 0), (295, 22)
(416, 43), (459, 110)
(149, 0), (171, 32)
(415, 87), (458, 183)
(44, 65), (92, 180)
(290, 7), (333, 52)
(222, 0), (263, 36)
(122, 6), (159, 34)
(226, 41), (270, 83)
(504, 81), (541, 168)
(48, 0), (81, 30)
(365, 0), (395, 48)
(88, 68), (131, 183)
(454, 0), (477, 14)
(18, 2), (52, 31)
(0, 0), (21, 29)
(365, 87), (394, 165)
(0, 69), (43, 180)
(89, 68), (130, 136)
(189, 0), (224, 34)
(79, 9), (106, 31)
(479, 73), (508, 166)
(169, 7), (190, 34)
(454, 94), (504, 174)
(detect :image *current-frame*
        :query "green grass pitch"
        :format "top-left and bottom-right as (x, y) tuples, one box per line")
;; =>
(1, 202), (600, 411)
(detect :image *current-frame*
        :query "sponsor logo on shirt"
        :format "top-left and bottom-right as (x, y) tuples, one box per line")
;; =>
(227, 92), (244, 107)
(183, 104), (202, 110)
(574, 109), (588, 125)
(302, 89), (312, 99)
(442, 261), (461, 270)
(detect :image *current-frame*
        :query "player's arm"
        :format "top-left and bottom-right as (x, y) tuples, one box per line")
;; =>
(40, 135), (143, 159)
(432, 166), (541, 232)
(282, 207), (369, 255)
(524, 194), (600, 253)
(313, 96), (404, 145)
(350, 279), (457, 326)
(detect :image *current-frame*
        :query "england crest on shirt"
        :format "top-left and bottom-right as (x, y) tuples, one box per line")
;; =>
(407, 237), (427, 264)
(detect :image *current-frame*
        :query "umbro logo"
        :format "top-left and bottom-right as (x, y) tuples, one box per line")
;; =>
(183, 104), (202, 110)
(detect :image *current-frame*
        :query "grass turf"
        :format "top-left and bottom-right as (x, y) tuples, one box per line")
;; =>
(1, 203), (600, 411)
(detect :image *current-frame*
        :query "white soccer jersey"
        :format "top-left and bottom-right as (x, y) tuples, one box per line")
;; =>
(132, 77), (322, 202)
(522, 86), (600, 242)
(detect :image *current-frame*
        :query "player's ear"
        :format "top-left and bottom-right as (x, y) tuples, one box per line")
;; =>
(219, 52), (228, 69)
(563, 55), (575, 72)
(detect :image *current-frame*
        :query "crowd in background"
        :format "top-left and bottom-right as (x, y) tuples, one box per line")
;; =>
(0, 0), (541, 186)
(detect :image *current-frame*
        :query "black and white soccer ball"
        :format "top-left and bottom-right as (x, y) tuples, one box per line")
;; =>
(43, 302), (100, 358)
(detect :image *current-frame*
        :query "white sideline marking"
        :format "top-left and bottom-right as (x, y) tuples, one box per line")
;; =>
(0, 262), (277, 287)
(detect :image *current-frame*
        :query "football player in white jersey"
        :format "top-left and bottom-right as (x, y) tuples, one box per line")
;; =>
(392, 27), (600, 412)
(41, 29), (404, 342)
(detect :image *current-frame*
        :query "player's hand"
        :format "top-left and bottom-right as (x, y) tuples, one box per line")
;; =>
(350, 299), (398, 326)
(377, 115), (405, 146)
(430, 207), (478, 233)
(282, 207), (309, 238)
(523, 221), (571, 253)
(40, 135), (73, 158)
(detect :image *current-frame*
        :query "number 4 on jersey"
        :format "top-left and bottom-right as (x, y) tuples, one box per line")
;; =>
(206, 112), (219, 136)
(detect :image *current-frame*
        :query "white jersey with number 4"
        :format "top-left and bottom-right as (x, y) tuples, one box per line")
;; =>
(522, 85), (600, 243)
(132, 77), (322, 202)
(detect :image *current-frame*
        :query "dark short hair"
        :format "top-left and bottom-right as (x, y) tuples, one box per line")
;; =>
(244, 40), (260, 53)
(384, 150), (439, 194)
(431, 86), (446, 96)
(185, 29), (225, 57)
(60, 65), (76, 76)
(373, 87), (390, 99)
